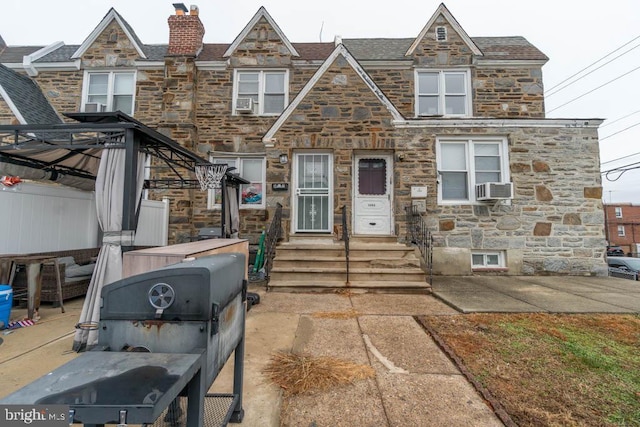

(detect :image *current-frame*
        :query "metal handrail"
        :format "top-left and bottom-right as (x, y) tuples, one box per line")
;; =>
(341, 205), (350, 284)
(405, 205), (433, 286)
(264, 203), (283, 283)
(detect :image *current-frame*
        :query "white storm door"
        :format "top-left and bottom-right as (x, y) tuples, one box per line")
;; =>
(294, 153), (333, 233)
(354, 154), (393, 235)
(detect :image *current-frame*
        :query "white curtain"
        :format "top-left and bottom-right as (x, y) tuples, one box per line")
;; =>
(72, 147), (146, 351)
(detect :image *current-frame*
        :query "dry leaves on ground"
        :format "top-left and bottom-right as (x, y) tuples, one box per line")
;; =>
(263, 351), (375, 395)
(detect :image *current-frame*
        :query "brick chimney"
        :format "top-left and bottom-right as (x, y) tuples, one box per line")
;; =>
(167, 3), (205, 56)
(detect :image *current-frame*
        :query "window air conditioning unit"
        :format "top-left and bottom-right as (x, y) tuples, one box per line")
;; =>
(85, 102), (106, 112)
(235, 97), (254, 113)
(475, 182), (513, 201)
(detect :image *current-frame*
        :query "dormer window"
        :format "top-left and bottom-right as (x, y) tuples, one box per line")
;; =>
(415, 70), (471, 117)
(436, 26), (447, 42)
(233, 70), (288, 116)
(82, 71), (136, 115)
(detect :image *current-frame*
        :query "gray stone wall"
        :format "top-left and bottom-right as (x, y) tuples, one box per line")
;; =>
(474, 66), (545, 118)
(395, 125), (606, 276)
(0, 97), (17, 125)
(269, 57), (404, 239)
(33, 71), (83, 119)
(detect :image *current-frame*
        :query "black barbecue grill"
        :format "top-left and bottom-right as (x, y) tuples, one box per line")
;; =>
(0, 253), (247, 427)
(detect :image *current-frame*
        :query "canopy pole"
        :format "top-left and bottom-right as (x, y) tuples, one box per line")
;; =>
(122, 128), (139, 252)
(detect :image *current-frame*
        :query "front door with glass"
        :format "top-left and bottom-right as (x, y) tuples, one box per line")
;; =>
(293, 153), (333, 233)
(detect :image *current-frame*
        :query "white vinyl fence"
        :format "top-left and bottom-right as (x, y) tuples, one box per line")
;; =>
(0, 183), (169, 254)
(134, 198), (170, 247)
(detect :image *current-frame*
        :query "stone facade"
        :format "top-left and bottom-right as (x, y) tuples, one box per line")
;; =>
(0, 4), (606, 275)
(0, 97), (16, 125)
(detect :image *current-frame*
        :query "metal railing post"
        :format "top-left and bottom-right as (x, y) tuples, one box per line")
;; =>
(405, 205), (433, 286)
(342, 205), (350, 284)
(263, 203), (283, 284)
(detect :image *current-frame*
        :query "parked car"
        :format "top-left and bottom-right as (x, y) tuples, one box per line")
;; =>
(607, 256), (640, 280)
(606, 246), (625, 257)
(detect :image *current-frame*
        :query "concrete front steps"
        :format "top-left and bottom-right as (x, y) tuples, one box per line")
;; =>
(268, 235), (429, 291)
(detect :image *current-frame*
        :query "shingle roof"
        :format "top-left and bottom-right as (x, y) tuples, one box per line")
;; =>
(0, 63), (61, 124)
(197, 44), (228, 61)
(0, 36), (546, 65)
(473, 37), (548, 61)
(141, 44), (168, 61)
(34, 45), (78, 63)
(0, 46), (45, 63)
(292, 43), (335, 61)
(343, 38), (414, 61)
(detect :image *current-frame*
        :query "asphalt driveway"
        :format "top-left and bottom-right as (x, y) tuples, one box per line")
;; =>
(432, 275), (640, 313)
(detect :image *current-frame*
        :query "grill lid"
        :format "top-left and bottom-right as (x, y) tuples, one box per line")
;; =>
(100, 253), (246, 321)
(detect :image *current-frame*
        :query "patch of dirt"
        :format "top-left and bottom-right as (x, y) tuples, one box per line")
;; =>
(418, 314), (640, 427)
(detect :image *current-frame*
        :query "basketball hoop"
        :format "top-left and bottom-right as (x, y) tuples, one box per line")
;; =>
(195, 163), (227, 191)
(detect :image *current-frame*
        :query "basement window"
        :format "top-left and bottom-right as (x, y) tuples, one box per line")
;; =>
(471, 251), (505, 269)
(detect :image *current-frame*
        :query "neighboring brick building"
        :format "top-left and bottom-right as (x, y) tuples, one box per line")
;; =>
(0, 3), (607, 276)
(604, 203), (640, 256)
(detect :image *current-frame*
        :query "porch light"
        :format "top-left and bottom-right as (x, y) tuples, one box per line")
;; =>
(279, 153), (289, 164)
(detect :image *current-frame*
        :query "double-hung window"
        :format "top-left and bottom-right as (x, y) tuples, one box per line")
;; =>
(437, 137), (510, 204)
(618, 225), (626, 237)
(208, 156), (266, 209)
(615, 207), (623, 218)
(233, 70), (287, 115)
(416, 70), (470, 117)
(82, 71), (136, 115)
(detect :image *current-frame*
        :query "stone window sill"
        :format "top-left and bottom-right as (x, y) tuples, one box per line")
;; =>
(472, 267), (509, 272)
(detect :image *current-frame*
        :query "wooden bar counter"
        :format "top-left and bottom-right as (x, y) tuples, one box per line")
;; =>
(123, 239), (248, 279)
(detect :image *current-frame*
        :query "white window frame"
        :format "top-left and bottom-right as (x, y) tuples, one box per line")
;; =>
(471, 251), (506, 268)
(436, 137), (510, 205)
(615, 207), (622, 218)
(415, 69), (471, 117)
(207, 156), (266, 210)
(232, 69), (288, 116)
(618, 225), (626, 237)
(80, 70), (136, 115)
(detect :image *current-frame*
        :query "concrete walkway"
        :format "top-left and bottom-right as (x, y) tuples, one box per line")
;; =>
(1, 275), (638, 426)
(1, 290), (503, 427)
(432, 275), (640, 313)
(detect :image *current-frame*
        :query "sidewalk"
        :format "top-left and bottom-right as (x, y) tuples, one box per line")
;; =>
(0, 289), (503, 426)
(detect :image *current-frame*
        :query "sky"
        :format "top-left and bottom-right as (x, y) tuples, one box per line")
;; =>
(1, 0), (639, 204)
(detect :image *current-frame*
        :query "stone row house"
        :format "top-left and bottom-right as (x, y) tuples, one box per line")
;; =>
(0, 3), (607, 277)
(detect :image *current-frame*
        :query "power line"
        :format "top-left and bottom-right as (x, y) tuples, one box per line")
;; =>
(600, 109), (640, 128)
(546, 65), (640, 113)
(600, 121), (640, 141)
(601, 151), (640, 166)
(546, 34), (640, 92)
(546, 43), (640, 98)
(601, 161), (640, 182)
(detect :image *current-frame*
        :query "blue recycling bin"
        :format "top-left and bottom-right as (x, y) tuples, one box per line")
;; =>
(0, 284), (13, 329)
